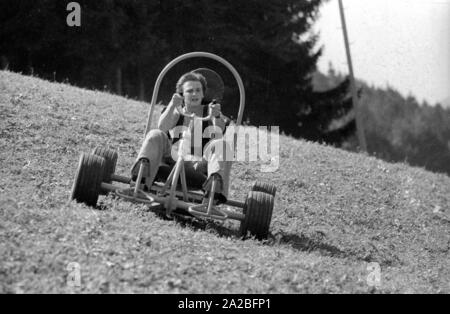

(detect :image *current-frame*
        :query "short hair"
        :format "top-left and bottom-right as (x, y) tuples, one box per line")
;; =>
(176, 72), (207, 95)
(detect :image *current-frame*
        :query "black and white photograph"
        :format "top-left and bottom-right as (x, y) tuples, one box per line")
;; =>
(0, 0), (449, 296)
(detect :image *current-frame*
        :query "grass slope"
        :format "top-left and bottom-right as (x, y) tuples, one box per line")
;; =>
(1, 71), (449, 293)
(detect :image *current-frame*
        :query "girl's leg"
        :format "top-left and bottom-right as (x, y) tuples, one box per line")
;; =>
(202, 138), (233, 202)
(130, 129), (172, 187)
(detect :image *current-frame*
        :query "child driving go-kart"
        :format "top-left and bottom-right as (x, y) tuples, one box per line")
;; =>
(70, 52), (276, 240)
(130, 70), (233, 207)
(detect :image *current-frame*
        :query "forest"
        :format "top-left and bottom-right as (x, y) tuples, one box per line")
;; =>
(314, 68), (450, 176)
(0, 0), (354, 139)
(1, 0), (449, 176)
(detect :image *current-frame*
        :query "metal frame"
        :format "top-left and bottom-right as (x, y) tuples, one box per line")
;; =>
(144, 51), (246, 137)
(101, 180), (245, 221)
(113, 52), (247, 221)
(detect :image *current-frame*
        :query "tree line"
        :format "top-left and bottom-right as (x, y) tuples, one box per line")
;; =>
(1, 0), (356, 144)
(314, 66), (450, 177)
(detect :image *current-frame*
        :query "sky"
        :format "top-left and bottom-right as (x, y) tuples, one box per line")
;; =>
(314, 0), (450, 106)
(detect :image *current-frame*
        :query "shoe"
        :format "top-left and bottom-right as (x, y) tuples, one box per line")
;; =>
(130, 158), (151, 190)
(202, 173), (227, 205)
(130, 181), (150, 192)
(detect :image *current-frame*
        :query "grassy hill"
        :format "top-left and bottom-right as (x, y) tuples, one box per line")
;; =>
(1, 71), (449, 293)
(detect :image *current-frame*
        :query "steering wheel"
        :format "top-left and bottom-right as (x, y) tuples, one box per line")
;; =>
(144, 52), (245, 138)
(174, 100), (227, 123)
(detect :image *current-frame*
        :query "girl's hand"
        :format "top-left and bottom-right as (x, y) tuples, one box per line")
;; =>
(209, 102), (221, 118)
(171, 93), (184, 109)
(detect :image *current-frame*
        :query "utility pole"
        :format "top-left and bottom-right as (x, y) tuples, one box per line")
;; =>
(338, 0), (367, 152)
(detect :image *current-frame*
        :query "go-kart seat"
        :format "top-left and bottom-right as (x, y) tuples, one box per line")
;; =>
(154, 157), (207, 190)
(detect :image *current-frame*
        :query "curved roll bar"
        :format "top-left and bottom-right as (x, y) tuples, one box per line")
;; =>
(175, 105), (213, 121)
(144, 52), (246, 138)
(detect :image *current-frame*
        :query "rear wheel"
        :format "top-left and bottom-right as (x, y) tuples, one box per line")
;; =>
(239, 191), (274, 240)
(92, 146), (118, 184)
(251, 181), (276, 197)
(70, 153), (105, 207)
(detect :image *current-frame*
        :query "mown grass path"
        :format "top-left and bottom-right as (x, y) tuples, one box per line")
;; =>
(1, 71), (449, 293)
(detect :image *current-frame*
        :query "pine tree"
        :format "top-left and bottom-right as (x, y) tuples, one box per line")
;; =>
(299, 77), (356, 144)
(1, 0), (359, 145)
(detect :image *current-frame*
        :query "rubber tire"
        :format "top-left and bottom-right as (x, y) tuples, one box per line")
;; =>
(251, 181), (276, 197)
(92, 146), (118, 184)
(70, 153), (106, 207)
(239, 191), (274, 240)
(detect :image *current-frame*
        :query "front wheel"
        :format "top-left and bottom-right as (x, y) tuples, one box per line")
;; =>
(70, 153), (105, 207)
(239, 191), (274, 240)
(92, 146), (118, 184)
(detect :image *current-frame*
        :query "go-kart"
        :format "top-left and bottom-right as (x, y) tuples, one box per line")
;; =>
(70, 52), (276, 240)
